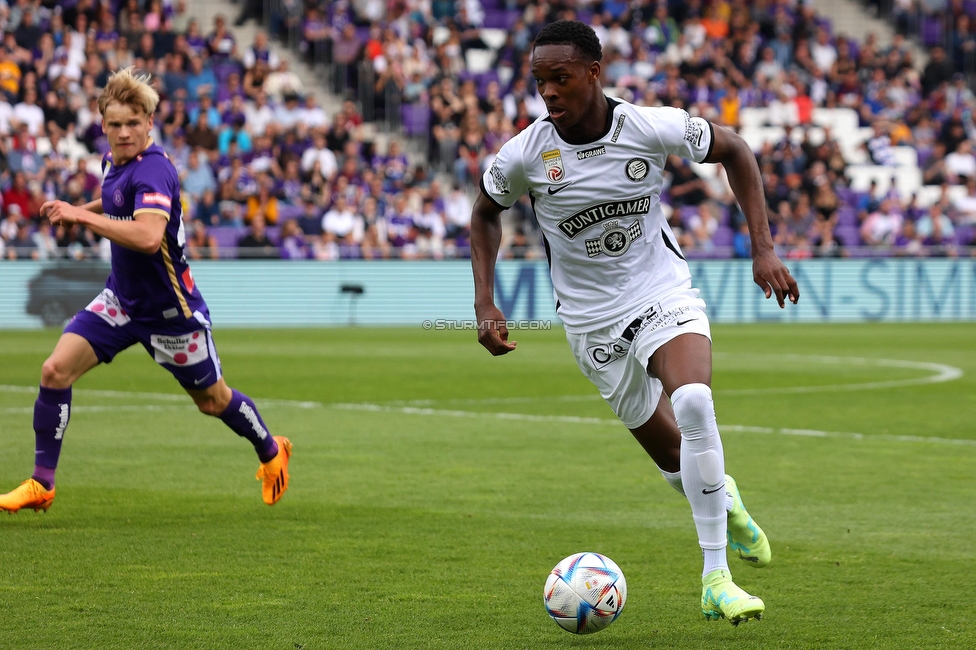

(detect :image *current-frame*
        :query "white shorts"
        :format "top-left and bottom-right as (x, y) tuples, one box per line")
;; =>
(566, 288), (711, 429)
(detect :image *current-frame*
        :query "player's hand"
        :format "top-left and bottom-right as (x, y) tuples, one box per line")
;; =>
(752, 249), (799, 308)
(41, 200), (83, 226)
(475, 303), (517, 356)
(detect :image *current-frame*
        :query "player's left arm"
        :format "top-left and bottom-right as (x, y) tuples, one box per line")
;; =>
(704, 123), (799, 307)
(41, 201), (167, 255)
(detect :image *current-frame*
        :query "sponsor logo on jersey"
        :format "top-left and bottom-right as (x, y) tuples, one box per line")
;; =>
(683, 111), (705, 146)
(142, 192), (172, 208)
(542, 149), (565, 182)
(584, 220), (643, 257)
(577, 145), (606, 160)
(488, 162), (510, 194)
(610, 114), (626, 143)
(557, 195), (651, 238)
(625, 158), (649, 182)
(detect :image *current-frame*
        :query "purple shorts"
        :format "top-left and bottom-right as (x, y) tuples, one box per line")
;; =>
(64, 289), (223, 390)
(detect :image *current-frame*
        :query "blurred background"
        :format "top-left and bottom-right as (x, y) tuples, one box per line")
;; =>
(0, 0), (974, 327)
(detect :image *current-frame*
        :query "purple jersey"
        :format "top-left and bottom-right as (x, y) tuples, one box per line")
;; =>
(100, 142), (208, 322)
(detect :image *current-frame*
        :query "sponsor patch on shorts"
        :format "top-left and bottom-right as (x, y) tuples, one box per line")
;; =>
(150, 330), (209, 366)
(85, 289), (131, 327)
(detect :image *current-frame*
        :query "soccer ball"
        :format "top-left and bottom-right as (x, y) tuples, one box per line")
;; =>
(543, 552), (627, 634)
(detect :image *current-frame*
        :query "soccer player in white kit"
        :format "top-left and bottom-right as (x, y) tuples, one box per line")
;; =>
(471, 21), (799, 625)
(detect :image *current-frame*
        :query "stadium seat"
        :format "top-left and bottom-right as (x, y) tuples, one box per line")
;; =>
(890, 146), (919, 167)
(464, 49), (494, 74)
(739, 108), (769, 129)
(479, 28), (507, 50)
(401, 103), (431, 138)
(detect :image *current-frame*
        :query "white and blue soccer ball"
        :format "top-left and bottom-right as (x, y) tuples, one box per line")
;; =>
(543, 552), (627, 634)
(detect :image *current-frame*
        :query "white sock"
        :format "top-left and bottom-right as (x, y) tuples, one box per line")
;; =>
(659, 468), (685, 495)
(671, 383), (729, 578)
(661, 468), (735, 513)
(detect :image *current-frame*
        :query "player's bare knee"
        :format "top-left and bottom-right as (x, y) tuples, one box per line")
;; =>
(195, 397), (224, 417)
(40, 358), (72, 389)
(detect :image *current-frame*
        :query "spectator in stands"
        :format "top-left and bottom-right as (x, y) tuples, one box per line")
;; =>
(265, 60), (305, 101)
(953, 178), (976, 224)
(278, 219), (310, 259)
(186, 219), (220, 260)
(667, 157), (709, 208)
(322, 195), (364, 248)
(185, 110), (219, 153)
(243, 90), (275, 136)
(861, 198), (903, 247)
(3, 174), (31, 218)
(237, 214), (277, 259)
(301, 132), (339, 183)
(297, 195), (323, 240)
(195, 188), (221, 225)
(31, 217), (58, 260)
(181, 149), (218, 202)
(944, 140), (976, 184)
(246, 180), (281, 225)
(922, 46), (954, 97)
(895, 219), (925, 257)
(360, 196), (390, 259)
(331, 23), (362, 95)
(302, 7), (333, 68)
(414, 197), (446, 259)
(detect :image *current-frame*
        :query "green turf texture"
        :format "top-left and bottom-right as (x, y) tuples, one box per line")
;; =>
(1, 324), (974, 649)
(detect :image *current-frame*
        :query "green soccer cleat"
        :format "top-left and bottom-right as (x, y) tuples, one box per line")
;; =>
(726, 474), (771, 568)
(701, 569), (765, 626)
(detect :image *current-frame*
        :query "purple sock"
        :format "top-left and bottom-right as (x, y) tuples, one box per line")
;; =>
(219, 389), (278, 463)
(32, 386), (72, 490)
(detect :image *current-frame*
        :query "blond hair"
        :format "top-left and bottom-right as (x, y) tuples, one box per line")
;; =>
(97, 67), (160, 118)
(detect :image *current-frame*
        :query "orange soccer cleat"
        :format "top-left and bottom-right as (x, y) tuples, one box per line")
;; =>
(0, 478), (56, 513)
(255, 436), (292, 505)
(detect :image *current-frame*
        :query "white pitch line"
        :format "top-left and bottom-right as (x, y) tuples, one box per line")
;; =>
(717, 356), (963, 395)
(0, 405), (196, 415)
(0, 384), (322, 409)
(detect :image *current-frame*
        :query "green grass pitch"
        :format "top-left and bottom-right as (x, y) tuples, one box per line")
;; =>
(1, 323), (974, 649)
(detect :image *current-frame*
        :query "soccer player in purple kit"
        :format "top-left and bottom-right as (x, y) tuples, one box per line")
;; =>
(0, 68), (293, 513)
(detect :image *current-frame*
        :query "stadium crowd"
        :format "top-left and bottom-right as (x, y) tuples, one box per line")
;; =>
(0, 0), (974, 261)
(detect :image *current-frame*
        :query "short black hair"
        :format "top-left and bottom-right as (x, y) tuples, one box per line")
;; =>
(532, 20), (603, 62)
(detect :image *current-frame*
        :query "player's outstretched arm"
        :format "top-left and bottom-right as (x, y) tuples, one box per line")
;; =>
(79, 198), (103, 214)
(471, 191), (517, 355)
(705, 124), (799, 308)
(41, 200), (167, 255)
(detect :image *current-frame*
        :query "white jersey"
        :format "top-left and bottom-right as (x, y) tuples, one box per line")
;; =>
(481, 97), (714, 333)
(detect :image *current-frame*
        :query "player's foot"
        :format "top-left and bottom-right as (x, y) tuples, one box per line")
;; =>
(256, 436), (292, 505)
(701, 569), (765, 626)
(726, 474), (771, 568)
(0, 479), (56, 513)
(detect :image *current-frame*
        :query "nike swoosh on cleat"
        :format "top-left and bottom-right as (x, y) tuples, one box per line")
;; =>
(703, 483), (726, 494)
(676, 318), (698, 326)
(548, 183), (573, 195)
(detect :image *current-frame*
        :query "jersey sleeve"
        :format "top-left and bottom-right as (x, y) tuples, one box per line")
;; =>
(479, 138), (529, 209)
(132, 157), (179, 219)
(655, 106), (714, 164)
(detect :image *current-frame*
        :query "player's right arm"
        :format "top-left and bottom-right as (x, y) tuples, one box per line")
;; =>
(471, 141), (530, 356)
(78, 198), (103, 214)
(471, 192), (517, 355)
(40, 201), (167, 254)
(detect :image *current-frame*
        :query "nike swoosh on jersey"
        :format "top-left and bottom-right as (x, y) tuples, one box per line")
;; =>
(548, 182), (573, 195)
(676, 318), (698, 326)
